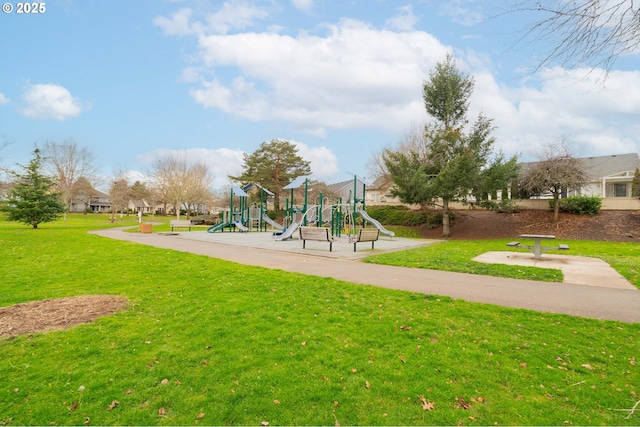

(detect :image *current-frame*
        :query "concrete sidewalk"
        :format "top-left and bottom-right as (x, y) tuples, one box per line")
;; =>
(473, 251), (635, 290)
(89, 228), (640, 324)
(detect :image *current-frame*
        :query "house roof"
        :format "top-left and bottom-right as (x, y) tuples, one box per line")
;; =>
(578, 153), (640, 180)
(519, 153), (640, 181)
(368, 176), (393, 191)
(327, 178), (365, 198)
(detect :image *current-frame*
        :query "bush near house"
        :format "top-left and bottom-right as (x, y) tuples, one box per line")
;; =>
(476, 198), (520, 213)
(551, 196), (602, 215)
(366, 205), (453, 228)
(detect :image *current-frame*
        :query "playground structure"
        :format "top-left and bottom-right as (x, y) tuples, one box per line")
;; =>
(207, 175), (394, 242)
(207, 184), (279, 233)
(274, 175), (395, 241)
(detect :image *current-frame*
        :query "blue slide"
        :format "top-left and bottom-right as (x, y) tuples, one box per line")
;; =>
(357, 209), (395, 237)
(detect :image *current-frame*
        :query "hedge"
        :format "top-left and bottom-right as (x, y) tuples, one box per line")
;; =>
(365, 205), (452, 228)
(550, 196), (602, 215)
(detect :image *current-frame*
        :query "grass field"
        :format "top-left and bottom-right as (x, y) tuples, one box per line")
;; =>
(0, 214), (639, 425)
(367, 227), (640, 288)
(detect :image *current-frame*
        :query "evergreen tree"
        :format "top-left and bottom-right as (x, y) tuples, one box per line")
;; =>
(631, 168), (640, 199)
(229, 139), (311, 211)
(383, 55), (518, 237)
(1, 148), (65, 228)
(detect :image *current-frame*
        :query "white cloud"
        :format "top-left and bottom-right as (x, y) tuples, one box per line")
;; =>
(154, 1), (268, 36)
(186, 18), (448, 135)
(438, 2), (484, 26)
(19, 83), (90, 121)
(136, 140), (339, 188)
(291, 0), (313, 13)
(470, 67), (640, 160)
(291, 140), (339, 179)
(385, 5), (419, 31)
(137, 147), (246, 189)
(0, 92), (9, 105)
(153, 8), (200, 35)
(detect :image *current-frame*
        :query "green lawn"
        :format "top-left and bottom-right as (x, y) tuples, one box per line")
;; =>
(365, 230), (640, 288)
(0, 215), (639, 425)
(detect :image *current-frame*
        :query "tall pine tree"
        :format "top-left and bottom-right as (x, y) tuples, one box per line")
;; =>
(383, 55), (518, 237)
(229, 139), (311, 211)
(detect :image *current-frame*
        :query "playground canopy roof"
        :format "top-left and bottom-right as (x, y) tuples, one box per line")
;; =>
(231, 185), (249, 197)
(243, 183), (275, 196)
(283, 176), (309, 190)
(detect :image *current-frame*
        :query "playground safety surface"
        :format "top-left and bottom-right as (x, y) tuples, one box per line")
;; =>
(171, 230), (437, 260)
(91, 227), (640, 323)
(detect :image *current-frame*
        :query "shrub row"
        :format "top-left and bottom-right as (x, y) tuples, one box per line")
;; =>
(365, 205), (450, 228)
(550, 196), (602, 215)
(476, 199), (520, 213)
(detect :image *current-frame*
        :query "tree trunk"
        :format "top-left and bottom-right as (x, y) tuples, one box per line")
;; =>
(274, 192), (281, 212)
(441, 199), (451, 238)
(553, 194), (560, 223)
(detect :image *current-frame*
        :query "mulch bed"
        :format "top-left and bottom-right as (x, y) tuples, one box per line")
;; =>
(0, 295), (128, 339)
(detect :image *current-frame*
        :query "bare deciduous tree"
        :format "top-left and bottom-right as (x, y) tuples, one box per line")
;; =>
(508, 0), (640, 74)
(518, 141), (587, 223)
(108, 169), (131, 223)
(149, 153), (213, 219)
(42, 139), (98, 216)
(367, 122), (429, 186)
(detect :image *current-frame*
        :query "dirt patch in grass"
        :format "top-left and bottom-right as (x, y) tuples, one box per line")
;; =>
(0, 295), (128, 339)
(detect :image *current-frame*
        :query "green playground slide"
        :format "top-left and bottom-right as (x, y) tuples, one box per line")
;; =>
(207, 221), (231, 233)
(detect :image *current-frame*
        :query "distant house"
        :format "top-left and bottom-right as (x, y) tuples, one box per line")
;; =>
(128, 199), (153, 214)
(577, 153), (640, 198)
(326, 178), (367, 202)
(365, 176), (400, 204)
(69, 189), (112, 213)
(363, 152), (640, 210)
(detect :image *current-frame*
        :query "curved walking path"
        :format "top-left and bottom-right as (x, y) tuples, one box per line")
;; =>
(90, 228), (640, 324)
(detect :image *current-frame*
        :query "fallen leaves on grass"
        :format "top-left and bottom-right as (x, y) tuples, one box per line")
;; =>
(365, 381), (371, 389)
(106, 400), (119, 411)
(158, 407), (166, 416)
(455, 397), (472, 410)
(581, 363), (595, 371)
(418, 396), (435, 411)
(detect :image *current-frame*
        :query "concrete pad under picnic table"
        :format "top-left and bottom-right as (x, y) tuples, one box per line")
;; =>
(473, 251), (635, 290)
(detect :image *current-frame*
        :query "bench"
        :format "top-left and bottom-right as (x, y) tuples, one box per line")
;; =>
(299, 226), (336, 251)
(352, 228), (380, 252)
(170, 220), (193, 231)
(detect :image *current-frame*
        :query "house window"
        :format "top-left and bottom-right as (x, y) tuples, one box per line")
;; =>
(614, 183), (628, 197)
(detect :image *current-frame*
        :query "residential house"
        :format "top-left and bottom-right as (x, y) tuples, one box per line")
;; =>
(69, 189), (112, 213)
(128, 199), (154, 214)
(365, 176), (401, 205)
(577, 153), (640, 198)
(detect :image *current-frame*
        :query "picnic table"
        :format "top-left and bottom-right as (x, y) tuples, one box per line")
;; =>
(507, 234), (569, 260)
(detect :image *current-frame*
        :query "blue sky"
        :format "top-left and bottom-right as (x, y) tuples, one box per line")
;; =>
(1, 0), (639, 189)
